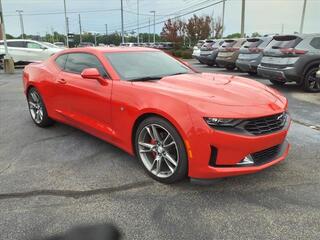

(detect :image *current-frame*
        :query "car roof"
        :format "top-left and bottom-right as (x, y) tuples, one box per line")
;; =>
(59, 47), (161, 55)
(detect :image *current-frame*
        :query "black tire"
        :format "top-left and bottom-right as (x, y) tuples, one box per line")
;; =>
(134, 116), (188, 184)
(27, 87), (54, 127)
(269, 80), (286, 86)
(248, 71), (257, 76)
(302, 67), (320, 93)
(226, 65), (235, 71)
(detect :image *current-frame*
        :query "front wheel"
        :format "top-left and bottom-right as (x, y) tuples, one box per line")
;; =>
(27, 87), (54, 127)
(134, 116), (188, 184)
(302, 67), (320, 92)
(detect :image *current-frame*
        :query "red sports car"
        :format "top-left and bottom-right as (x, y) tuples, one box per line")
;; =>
(22, 47), (290, 183)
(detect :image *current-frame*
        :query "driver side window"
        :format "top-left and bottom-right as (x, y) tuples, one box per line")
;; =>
(64, 53), (108, 78)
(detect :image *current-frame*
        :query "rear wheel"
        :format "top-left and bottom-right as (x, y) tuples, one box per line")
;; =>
(248, 71), (257, 76)
(226, 65), (235, 71)
(302, 67), (320, 92)
(27, 87), (54, 127)
(269, 80), (286, 86)
(134, 116), (188, 184)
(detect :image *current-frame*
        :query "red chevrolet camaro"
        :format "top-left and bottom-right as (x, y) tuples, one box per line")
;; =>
(22, 47), (290, 183)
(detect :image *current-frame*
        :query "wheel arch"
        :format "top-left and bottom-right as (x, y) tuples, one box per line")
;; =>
(302, 60), (320, 77)
(131, 111), (189, 158)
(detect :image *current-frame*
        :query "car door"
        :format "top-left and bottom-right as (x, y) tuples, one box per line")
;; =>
(6, 41), (27, 63)
(25, 41), (47, 62)
(57, 52), (113, 136)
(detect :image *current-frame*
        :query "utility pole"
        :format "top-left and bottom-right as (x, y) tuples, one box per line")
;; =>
(16, 10), (25, 39)
(78, 14), (82, 43)
(281, 24), (284, 34)
(150, 10), (155, 43)
(120, 0), (124, 43)
(240, 0), (245, 38)
(105, 24), (108, 44)
(221, 0), (226, 37)
(299, 0), (307, 34)
(148, 18), (150, 43)
(137, 0), (139, 44)
(0, 0), (14, 73)
(63, 0), (69, 47)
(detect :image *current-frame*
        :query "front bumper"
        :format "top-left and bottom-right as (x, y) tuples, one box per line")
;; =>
(187, 115), (291, 179)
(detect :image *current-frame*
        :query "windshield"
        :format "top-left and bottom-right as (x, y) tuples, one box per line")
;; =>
(105, 51), (191, 81)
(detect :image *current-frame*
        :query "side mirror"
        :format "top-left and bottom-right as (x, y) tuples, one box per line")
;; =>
(41, 46), (48, 50)
(81, 68), (107, 85)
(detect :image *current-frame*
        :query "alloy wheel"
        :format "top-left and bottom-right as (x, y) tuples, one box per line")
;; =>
(137, 124), (179, 178)
(28, 90), (44, 124)
(307, 69), (320, 91)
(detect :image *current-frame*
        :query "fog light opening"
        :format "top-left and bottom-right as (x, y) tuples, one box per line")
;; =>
(237, 155), (254, 166)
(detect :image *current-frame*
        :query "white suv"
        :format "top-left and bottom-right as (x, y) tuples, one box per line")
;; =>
(0, 39), (63, 64)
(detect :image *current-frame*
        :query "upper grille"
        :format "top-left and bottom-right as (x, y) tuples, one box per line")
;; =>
(244, 113), (287, 135)
(251, 144), (281, 165)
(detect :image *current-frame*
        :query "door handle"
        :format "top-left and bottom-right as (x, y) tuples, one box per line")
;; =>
(57, 78), (67, 84)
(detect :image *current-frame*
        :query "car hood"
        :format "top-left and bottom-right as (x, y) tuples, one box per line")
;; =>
(133, 73), (282, 107)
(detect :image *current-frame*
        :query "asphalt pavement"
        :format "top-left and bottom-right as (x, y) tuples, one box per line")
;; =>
(0, 61), (319, 240)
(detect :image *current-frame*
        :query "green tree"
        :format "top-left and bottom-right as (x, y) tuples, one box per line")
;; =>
(251, 32), (261, 37)
(226, 33), (241, 39)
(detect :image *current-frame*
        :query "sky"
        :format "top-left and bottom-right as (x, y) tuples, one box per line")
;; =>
(2, 0), (320, 37)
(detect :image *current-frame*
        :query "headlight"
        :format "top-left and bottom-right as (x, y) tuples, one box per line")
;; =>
(204, 117), (243, 127)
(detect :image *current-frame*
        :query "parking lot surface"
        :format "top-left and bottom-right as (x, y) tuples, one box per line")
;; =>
(0, 61), (320, 240)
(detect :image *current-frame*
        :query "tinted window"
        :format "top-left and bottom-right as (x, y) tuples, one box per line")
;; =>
(221, 40), (236, 47)
(310, 37), (320, 49)
(268, 35), (302, 49)
(105, 51), (191, 81)
(55, 54), (68, 69)
(64, 53), (107, 77)
(7, 41), (25, 48)
(242, 38), (261, 48)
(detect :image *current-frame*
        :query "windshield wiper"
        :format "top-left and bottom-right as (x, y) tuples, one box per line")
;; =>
(129, 76), (163, 82)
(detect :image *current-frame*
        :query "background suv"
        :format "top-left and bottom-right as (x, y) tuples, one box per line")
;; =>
(236, 36), (273, 75)
(198, 39), (225, 66)
(257, 34), (320, 92)
(216, 38), (247, 70)
(0, 39), (62, 65)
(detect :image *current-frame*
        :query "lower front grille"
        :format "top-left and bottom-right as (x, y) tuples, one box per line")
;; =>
(251, 144), (281, 165)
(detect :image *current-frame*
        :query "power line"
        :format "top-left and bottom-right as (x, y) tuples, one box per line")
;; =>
(109, 0), (215, 32)
(111, 0), (224, 33)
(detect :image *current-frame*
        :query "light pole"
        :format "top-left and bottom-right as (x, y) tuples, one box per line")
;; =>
(0, 0), (14, 73)
(148, 18), (150, 43)
(63, 0), (69, 47)
(78, 14), (82, 43)
(150, 10), (155, 44)
(105, 23), (108, 44)
(16, 10), (25, 39)
(240, 0), (245, 38)
(299, 0), (307, 34)
(121, 0), (124, 44)
(137, 0), (139, 44)
(221, 0), (226, 37)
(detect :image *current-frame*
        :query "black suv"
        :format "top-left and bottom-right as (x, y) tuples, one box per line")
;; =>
(257, 34), (320, 92)
(236, 36), (273, 75)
